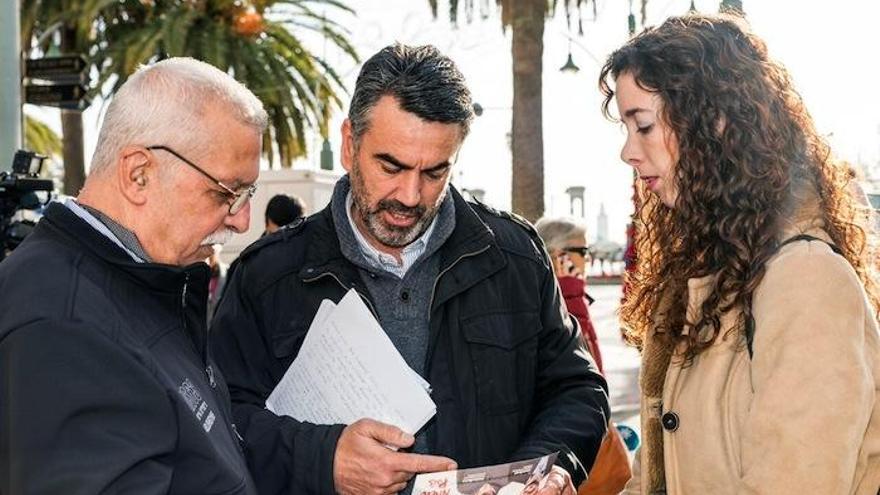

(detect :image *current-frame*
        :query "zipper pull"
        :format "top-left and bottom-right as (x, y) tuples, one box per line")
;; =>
(206, 364), (216, 388)
(181, 273), (189, 307)
(231, 423), (244, 442)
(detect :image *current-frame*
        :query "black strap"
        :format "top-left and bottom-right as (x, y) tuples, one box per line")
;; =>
(745, 234), (841, 358)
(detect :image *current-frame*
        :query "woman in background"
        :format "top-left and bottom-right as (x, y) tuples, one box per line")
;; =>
(536, 217), (604, 373)
(600, 13), (880, 494)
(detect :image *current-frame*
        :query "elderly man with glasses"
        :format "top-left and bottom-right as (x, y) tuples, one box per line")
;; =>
(0, 58), (266, 494)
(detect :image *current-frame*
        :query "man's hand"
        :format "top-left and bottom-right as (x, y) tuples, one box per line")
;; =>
(333, 418), (457, 495)
(528, 465), (576, 495)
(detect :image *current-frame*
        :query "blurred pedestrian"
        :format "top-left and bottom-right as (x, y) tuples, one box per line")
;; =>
(264, 193), (305, 234)
(536, 216), (604, 374)
(600, 13), (880, 494)
(207, 244), (229, 325)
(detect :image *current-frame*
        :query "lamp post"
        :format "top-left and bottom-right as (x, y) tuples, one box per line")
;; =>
(1, 0), (22, 170)
(319, 138), (333, 171)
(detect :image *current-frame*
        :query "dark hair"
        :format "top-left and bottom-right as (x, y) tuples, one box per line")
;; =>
(599, 14), (879, 361)
(265, 194), (305, 227)
(348, 43), (474, 142)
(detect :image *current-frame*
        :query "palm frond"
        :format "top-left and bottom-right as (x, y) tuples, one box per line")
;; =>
(24, 114), (63, 157)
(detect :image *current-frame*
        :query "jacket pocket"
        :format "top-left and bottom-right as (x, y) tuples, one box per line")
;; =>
(461, 311), (542, 415)
(271, 321), (309, 359)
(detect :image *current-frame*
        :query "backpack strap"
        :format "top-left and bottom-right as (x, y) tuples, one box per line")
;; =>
(745, 234), (842, 358)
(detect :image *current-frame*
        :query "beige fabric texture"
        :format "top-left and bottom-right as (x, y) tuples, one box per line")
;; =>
(624, 220), (880, 494)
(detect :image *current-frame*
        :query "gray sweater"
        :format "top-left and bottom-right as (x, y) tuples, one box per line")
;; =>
(330, 176), (455, 455)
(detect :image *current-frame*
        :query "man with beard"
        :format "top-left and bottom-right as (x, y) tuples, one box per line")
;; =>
(210, 44), (609, 495)
(0, 58), (266, 494)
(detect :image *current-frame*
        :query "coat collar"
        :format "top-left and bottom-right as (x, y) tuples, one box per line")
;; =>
(41, 202), (210, 293)
(299, 185), (500, 286)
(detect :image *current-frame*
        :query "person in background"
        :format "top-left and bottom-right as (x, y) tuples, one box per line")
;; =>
(600, 13), (880, 494)
(207, 244), (229, 325)
(264, 193), (305, 234)
(0, 57), (266, 494)
(536, 217), (604, 374)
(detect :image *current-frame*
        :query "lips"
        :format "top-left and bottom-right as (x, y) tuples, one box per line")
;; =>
(383, 210), (418, 228)
(641, 176), (659, 191)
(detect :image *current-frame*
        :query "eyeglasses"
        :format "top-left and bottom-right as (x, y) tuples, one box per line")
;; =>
(146, 145), (256, 215)
(562, 246), (592, 257)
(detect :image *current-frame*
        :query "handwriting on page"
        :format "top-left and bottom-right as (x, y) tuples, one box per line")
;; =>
(267, 289), (436, 435)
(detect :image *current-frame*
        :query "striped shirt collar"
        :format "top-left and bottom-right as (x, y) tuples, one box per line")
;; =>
(61, 197), (146, 263)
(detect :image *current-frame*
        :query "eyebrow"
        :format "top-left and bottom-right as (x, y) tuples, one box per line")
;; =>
(374, 153), (451, 174)
(623, 108), (652, 119)
(224, 178), (249, 190)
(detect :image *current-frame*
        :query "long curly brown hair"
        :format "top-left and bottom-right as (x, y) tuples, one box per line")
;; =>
(599, 13), (880, 362)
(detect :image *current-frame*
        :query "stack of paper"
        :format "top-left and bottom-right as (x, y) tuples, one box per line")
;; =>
(266, 289), (436, 435)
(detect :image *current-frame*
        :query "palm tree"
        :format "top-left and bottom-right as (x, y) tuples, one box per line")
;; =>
(429, 0), (647, 222)
(24, 115), (62, 158)
(21, 0), (358, 194)
(95, 0), (358, 168)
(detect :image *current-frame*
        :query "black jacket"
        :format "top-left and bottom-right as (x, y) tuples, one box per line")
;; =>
(0, 203), (255, 495)
(210, 187), (609, 495)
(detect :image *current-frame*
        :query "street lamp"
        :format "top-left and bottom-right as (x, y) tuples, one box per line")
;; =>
(559, 51), (580, 74)
(559, 38), (580, 74)
(319, 137), (333, 171)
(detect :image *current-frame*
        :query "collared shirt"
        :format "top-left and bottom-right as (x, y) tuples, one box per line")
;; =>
(345, 192), (438, 279)
(61, 197), (146, 263)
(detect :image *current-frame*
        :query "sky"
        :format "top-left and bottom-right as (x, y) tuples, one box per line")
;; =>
(26, 0), (880, 244)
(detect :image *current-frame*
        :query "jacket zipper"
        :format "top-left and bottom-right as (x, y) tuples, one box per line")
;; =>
(181, 272), (215, 387)
(424, 244), (491, 369)
(181, 272), (189, 308)
(428, 244), (492, 309)
(302, 271), (379, 318)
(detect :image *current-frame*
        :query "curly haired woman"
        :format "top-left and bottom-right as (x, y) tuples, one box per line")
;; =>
(599, 13), (880, 494)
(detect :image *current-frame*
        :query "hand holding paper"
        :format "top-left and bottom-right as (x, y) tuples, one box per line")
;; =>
(334, 418), (457, 495)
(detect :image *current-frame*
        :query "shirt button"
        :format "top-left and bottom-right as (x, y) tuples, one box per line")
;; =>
(661, 411), (679, 432)
(401, 290), (410, 302)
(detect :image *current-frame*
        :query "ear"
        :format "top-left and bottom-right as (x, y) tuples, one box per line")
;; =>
(340, 118), (355, 173)
(116, 146), (154, 206)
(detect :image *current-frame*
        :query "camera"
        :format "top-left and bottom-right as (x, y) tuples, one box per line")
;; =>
(1, 150), (55, 261)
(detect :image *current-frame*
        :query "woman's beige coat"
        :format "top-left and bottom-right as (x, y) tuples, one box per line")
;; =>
(624, 221), (880, 494)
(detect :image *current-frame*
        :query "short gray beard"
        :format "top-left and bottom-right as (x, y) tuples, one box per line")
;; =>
(350, 162), (446, 248)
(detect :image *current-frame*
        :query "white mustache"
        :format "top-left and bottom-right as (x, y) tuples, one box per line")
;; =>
(201, 229), (234, 246)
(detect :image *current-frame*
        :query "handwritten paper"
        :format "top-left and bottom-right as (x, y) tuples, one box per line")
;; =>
(266, 289), (436, 435)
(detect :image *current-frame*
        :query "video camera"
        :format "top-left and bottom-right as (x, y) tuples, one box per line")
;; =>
(0, 150), (55, 261)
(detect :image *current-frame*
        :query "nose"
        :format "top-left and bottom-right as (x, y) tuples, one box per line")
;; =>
(396, 171), (422, 207)
(620, 132), (641, 169)
(225, 200), (251, 233)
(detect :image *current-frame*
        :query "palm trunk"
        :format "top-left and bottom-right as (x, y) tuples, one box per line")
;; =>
(60, 24), (86, 195)
(61, 109), (85, 194)
(509, 0), (544, 222)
